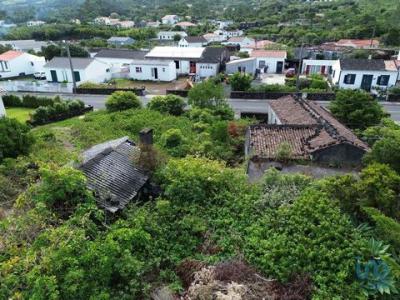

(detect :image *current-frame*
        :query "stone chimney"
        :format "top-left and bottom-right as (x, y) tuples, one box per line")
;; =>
(139, 128), (153, 145)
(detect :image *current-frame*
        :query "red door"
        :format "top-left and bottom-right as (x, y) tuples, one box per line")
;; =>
(190, 61), (196, 74)
(305, 65), (310, 75)
(321, 65), (326, 75)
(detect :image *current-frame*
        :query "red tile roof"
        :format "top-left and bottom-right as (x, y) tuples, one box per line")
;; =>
(248, 95), (369, 160)
(0, 50), (23, 61)
(247, 40), (276, 49)
(336, 39), (379, 48)
(251, 50), (287, 58)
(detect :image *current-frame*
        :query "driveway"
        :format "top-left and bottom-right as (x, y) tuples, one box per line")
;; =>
(259, 73), (286, 85)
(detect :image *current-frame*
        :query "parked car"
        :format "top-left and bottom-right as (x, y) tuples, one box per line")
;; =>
(285, 68), (296, 78)
(34, 72), (46, 79)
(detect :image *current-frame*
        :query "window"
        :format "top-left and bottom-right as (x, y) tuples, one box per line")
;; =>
(174, 60), (180, 69)
(343, 74), (356, 84)
(136, 67), (142, 73)
(377, 75), (390, 86)
(4, 61), (9, 70)
(30, 61), (34, 66)
(162, 68), (165, 72)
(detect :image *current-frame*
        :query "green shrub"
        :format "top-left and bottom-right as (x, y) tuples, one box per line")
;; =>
(30, 99), (86, 125)
(2, 94), (22, 107)
(161, 128), (184, 148)
(0, 117), (34, 162)
(105, 91), (142, 112)
(310, 79), (328, 90)
(389, 86), (400, 95)
(147, 95), (186, 116)
(244, 189), (367, 298)
(31, 106), (50, 124)
(249, 84), (296, 93)
(188, 80), (225, 109)
(229, 72), (253, 91)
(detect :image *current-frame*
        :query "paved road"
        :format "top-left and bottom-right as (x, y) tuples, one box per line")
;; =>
(8, 92), (400, 122)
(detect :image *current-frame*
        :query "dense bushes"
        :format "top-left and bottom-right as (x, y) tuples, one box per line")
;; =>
(329, 89), (386, 130)
(30, 99), (87, 125)
(3, 94), (56, 108)
(147, 95), (186, 116)
(229, 72), (253, 91)
(0, 117), (34, 162)
(105, 91), (142, 112)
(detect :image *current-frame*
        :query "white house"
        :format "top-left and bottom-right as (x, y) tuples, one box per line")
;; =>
(331, 59), (398, 92)
(215, 20), (233, 30)
(161, 15), (180, 25)
(44, 57), (111, 84)
(196, 47), (228, 78)
(203, 33), (226, 43)
(0, 50), (45, 79)
(224, 37), (255, 51)
(250, 50), (287, 74)
(94, 49), (148, 67)
(178, 36), (208, 48)
(226, 58), (257, 75)
(175, 21), (196, 30)
(302, 59), (337, 76)
(157, 31), (187, 41)
(0, 40), (48, 52)
(145, 46), (205, 75)
(130, 60), (176, 81)
(27, 20), (46, 27)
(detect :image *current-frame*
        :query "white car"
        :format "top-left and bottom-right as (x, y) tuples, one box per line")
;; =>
(34, 72), (46, 80)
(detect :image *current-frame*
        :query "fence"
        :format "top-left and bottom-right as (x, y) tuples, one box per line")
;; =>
(166, 89), (189, 97)
(75, 87), (145, 96)
(230, 91), (335, 101)
(0, 80), (73, 93)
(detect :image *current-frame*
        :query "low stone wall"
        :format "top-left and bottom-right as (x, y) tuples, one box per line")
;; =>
(166, 89), (189, 97)
(75, 87), (145, 96)
(387, 94), (400, 102)
(230, 91), (335, 101)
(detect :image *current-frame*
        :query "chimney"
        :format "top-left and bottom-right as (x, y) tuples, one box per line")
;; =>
(139, 128), (153, 145)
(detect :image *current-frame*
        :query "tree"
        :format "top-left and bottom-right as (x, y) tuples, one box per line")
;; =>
(105, 91), (142, 112)
(188, 80), (226, 109)
(173, 34), (182, 42)
(229, 72), (252, 91)
(0, 117), (34, 162)
(147, 94), (186, 116)
(329, 89), (386, 130)
(364, 130), (400, 174)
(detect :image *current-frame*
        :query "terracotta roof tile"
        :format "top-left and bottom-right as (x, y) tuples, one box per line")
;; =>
(250, 50), (286, 58)
(0, 50), (23, 61)
(248, 95), (369, 161)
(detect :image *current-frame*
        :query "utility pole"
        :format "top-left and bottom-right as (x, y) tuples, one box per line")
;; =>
(65, 41), (77, 93)
(296, 42), (304, 93)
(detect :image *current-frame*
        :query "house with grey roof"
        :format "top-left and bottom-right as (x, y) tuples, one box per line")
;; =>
(178, 36), (208, 48)
(0, 40), (48, 52)
(107, 36), (135, 47)
(331, 59), (398, 92)
(94, 49), (148, 67)
(78, 133), (150, 213)
(44, 57), (111, 84)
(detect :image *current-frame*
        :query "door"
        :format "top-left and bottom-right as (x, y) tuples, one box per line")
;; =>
(73, 71), (81, 82)
(190, 61), (196, 74)
(361, 75), (373, 91)
(152, 68), (158, 79)
(320, 65), (326, 75)
(50, 70), (58, 82)
(276, 61), (283, 74)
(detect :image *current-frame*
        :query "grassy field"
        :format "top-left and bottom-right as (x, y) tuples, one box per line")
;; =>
(5, 108), (34, 123)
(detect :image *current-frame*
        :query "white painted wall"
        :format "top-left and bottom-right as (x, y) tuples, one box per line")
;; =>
(302, 59), (337, 75)
(178, 39), (204, 48)
(0, 96), (6, 117)
(45, 60), (111, 83)
(157, 31), (187, 40)
(130, 61), (176, 81)
(254, 57), (285, 74)
(0, 53), (45, 79)
(331, 61), (397, 90)
(196, 63), (219, 77)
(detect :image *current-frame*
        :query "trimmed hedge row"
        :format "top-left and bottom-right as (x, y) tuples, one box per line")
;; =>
(29, 99), (92, 126)
(3, 94), (56, 108)
(75, 87), (145, 96)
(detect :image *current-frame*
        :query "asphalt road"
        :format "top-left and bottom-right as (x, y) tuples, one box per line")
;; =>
(8, 92), (400, 122)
